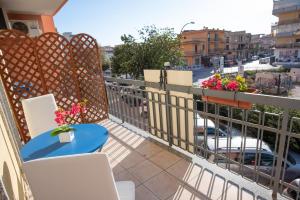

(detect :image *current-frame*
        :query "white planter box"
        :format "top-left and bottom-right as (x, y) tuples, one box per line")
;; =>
(58, 131), (75, 143)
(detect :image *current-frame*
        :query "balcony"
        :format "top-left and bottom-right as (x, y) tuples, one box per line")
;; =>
(278, 18), (300, 25)
(273, 23), (300, 37)
(273, 0), (300, 15)
(183, 51), (203, 57)
(104, 77), (300, 200)
(1, 30), (300, 200)
(275, 42), (300, 48)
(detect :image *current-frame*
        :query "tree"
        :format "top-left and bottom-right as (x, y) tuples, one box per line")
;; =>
(101, 49), (111, 71)
(111, 25), (183, 79)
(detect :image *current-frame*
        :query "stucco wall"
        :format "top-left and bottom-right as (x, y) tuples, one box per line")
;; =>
(0, 83), (29, 200)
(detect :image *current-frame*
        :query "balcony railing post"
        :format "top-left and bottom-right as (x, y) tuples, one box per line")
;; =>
(160, 66), (172, 147)
(272, 108), (289, 199)
(117, 82), (125, 123)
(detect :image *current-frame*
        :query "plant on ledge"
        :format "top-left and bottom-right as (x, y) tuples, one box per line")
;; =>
(51, 100), (87, 137)
(201, 74), (248, 92)
(201, 74), (255, 109)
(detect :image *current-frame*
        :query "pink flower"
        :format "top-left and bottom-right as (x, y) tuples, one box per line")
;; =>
(70, 103), (81, 116)
(55, 115), (66, 126)
(226, 81), (239, 91)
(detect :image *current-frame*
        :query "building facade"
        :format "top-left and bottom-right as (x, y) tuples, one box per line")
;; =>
(62, 32), (75, 41)
(272, 0), (300, 61)
(250, 34), (275, 56)
(102, 46), (114, 60)
(181, 28), (225, 66)
(0, 1), (66, 36)
(224, 31), (251, 63)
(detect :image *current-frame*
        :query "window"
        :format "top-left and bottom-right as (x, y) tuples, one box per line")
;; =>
(226, 45), (229, 50)
(195, 45), (198, 53)
(226, 37), (229, 43)
(202, 44), (205, 50)
(260, 153), (274, 166)
(195, 57), (200, 65)
(296, 39), (300, 43)
(215, 33), (218, 41)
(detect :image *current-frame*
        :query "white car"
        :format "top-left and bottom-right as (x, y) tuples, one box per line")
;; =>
(195, 114), (227, 142)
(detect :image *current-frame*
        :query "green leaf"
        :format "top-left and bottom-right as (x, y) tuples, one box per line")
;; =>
(50, 126), (75, 136)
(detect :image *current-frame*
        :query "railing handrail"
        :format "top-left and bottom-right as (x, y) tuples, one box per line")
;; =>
(104, 76), (300, 109)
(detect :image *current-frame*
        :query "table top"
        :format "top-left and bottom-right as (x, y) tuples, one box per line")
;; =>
(21, 124), (109, 162)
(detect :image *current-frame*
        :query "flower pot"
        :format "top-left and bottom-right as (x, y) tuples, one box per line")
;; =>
(58, 130), (75, 143)
(202, 89), (256, 109)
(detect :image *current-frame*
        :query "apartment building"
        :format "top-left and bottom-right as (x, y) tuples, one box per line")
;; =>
(250, 34), (275, 56)
(181, 28), (225, 66)
(224, 31), (251, 62)
(272, 0), (300, 61)
(0, 1), (66, 36)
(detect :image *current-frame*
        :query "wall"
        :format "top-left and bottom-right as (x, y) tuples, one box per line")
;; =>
(7, 13), (56, 33)
(0, 82), (29, 200)
(278, 10), (300, 22)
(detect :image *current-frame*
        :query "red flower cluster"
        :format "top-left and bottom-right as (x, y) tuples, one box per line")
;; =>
(202, 75), (222, 90)
(54, 102), (87, 126)
(226, 80), (239, 91)
(202, 74), (243, 92)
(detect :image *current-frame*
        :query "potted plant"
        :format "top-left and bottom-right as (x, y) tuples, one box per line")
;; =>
(201, 74), (256, 109)
(51, 100), (87, 143)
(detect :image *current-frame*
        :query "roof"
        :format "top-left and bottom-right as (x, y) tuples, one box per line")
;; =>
(0, 0), (67, 16)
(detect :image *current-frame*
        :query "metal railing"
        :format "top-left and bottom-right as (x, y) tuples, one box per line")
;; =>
(104, 76), (300, 199)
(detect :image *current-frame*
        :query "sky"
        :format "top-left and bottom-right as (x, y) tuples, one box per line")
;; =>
(54, 0), (278, 46)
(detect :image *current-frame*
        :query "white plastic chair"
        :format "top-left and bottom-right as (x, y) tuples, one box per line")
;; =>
(21, 94), (58, 138)
(23, 153), (135, 200)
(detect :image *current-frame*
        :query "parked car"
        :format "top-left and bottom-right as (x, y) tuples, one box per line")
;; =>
(204, 136), (300, 184)
(195, 115), (229, 148)
(259, 57), (270, 64)
(252, 56), (259, 61)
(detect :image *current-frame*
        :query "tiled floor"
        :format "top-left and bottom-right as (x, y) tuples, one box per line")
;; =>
(100, 119), (275, 200)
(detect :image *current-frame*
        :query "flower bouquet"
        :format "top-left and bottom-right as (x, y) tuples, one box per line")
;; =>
(201, 74), (255, 109)
(51, 100), (87, 143)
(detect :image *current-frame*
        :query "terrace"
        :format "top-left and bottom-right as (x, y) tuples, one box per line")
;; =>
(0, 20), (300, 200)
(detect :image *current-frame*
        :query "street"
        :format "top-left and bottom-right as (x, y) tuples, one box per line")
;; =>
(193, 60), (279, 85)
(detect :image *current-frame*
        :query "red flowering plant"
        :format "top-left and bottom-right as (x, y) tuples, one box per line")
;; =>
(202, 74), (248, 92)
(51, 99), (88, 136)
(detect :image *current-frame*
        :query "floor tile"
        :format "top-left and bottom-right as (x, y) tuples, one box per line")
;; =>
(119, 151), (146, 169)
(167, 185), (206, 200)
(128, 160), (163, 183)
(115, 169), (141, 187)
(136, 184), (160, 200)
(166, 159), (202, 184)
(135, 141), (164, 158)
(149, 150), (182, 169)
(144, 171), (181, 200)
(189, 169), (213, 196)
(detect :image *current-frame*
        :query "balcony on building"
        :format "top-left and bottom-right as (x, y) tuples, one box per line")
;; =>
(272, 0), (300, 15)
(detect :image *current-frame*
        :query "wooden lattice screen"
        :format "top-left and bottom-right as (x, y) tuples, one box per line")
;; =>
(0, 30), (108, 143)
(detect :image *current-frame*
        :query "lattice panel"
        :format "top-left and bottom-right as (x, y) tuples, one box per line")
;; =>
(0, 30), (46, 142)
(0, 30), (108, 143)
(70, 34), (108, 122)
(36, 33), (82, 124)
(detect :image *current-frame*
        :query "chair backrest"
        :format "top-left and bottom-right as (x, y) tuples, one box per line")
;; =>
(23, 153), (120, 200)
(21, 94), (58, 138)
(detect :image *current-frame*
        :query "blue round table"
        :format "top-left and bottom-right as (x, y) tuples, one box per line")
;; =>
(21, 124), (109, 162)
